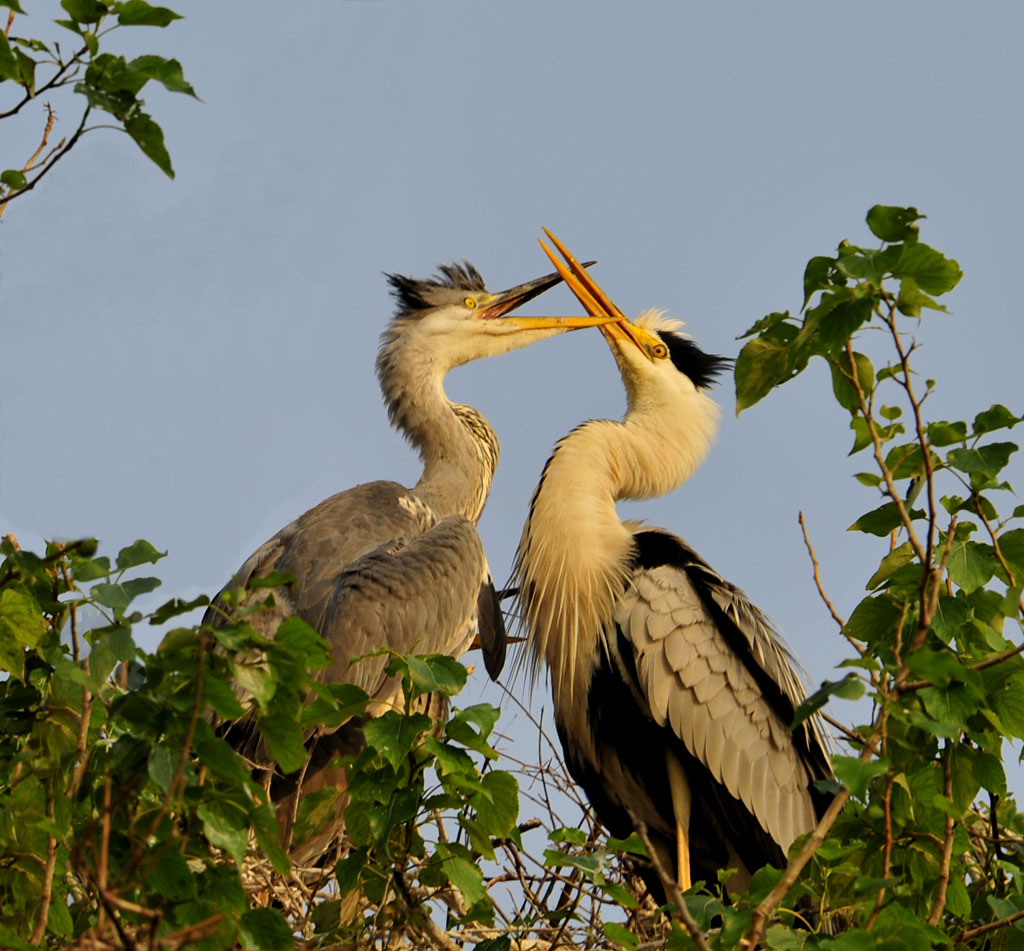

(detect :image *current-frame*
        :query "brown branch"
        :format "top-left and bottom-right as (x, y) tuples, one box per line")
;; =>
(956, 908), (1024, 942)
(4, 10), (12, 37)
(741, 783), (853, 949)
(798, 512), (848, 633)
(927, 740), (957, 926)
(0, 105), (89, 214)
(0, 104), (57, 222)
(631, 816), (712, 951)
(392, 866), (463, 951)
(845, 340), (927, 564)
(29, 788), (58, 944)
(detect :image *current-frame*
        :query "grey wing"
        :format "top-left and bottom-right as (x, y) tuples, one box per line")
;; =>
(203, 480), (436, 632)
(617, 561), (827, 854)
(317, 512), (493, 702)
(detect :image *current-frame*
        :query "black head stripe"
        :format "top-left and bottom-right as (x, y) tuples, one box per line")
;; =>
(385, 262), (487, 315)
(661, 332), (732, 390)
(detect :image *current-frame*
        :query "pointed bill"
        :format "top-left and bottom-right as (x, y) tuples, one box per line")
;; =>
(537, 231), (665, 359)
(482, 262), (624, 331)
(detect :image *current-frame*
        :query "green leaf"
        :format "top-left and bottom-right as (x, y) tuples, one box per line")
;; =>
(816, 296), (875, 352)
(197, 801), (248, 865)
(927, 419), (967, 447)
(240, 907), (295, 951)
(436, 842), (488, 905)
(974, 404), (1021, 435)
(91, 575), (161, 610)
(473, 770), (519, 837)
(792, 674), (864, 728)
(335, 849), (367, 896)
(363, 711), (431, 768)
(802, 255), (837, 307)
(117, 0), (181, 26)
(947, 442), (1017, 479)
(148, 847), (196, 899)
(292, 787), (342, 849)
(603, 922), (638, 949)
(896, 276), (946, 317)
(124, 111), (175, 177)
(126, 54), (196, 96)
(867, 541), (916, 590)
(147, 742), (177, 792)
(61, 0), (107, 23)
(550, 826), (588, 845)
(406, 653), (467, 697)
(849, 417), (872, 455)
(149, 593), (209, 624)
(735, 335), (792, 413)
(866, 204), (923, 242)
(849, 502), (904, 536)
(1, 169), (26, 190)
(829, 352), (873, 414)
(248, 570), (296, 589)
(946, 539), (995, 593)
(0, 1), (26, 14)
(832, 755), (888, 800)
(116, 539), (166, 569)
(258, 711), (307, 773)
(0, 33), (17, 82)
(422, 736), (475, 776)
(894, 240), (962, 295)
(0, 587), (47, 681)
(843, 595), (902, 646)
(275, 616), (330, 669)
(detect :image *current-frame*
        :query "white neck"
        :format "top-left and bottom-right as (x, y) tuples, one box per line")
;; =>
(515, 388), (720, 714)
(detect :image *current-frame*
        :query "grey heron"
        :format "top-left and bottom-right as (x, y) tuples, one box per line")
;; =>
(208, 260), (618, 865)
(512, 235), (833, 900)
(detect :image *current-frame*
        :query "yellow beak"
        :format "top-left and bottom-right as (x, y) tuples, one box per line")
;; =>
(479, 264), (628, 331)
(537, 229), (665, 361)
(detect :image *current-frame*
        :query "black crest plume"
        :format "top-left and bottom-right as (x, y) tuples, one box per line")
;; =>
(385, 262), (487, 317)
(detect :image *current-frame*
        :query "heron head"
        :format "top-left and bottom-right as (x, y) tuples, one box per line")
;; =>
(536, 231), (730, 398)
(382, 260), (619, 369)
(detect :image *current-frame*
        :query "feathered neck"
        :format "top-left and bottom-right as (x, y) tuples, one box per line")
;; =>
(376, 325), (498, 523)
(514, 386), (720, 711)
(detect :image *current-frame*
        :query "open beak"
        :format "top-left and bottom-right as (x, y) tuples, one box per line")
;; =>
(481, 263), (626, 331)
(537, 229), (665, 360)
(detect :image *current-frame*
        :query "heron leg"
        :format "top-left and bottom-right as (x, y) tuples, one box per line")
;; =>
(665, 752), (692, 892)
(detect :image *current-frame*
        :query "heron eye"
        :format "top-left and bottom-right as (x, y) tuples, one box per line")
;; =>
(464, 297), (476, 309)
(651, 343), (669, 359)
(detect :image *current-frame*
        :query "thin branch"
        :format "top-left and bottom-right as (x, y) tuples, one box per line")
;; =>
(956, 908), (1024, 942)
(741, 783), (854, 949)
(29, 789), (58, 944)
(392, 866), (463, 951)
(927, 739), (957, 926)
(630, 815), (711, 951)
(798, 511), (848, 633)
(0, 105), (90, 214)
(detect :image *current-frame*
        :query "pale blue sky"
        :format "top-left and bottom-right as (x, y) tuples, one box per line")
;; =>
(4, 3), (1024, 786)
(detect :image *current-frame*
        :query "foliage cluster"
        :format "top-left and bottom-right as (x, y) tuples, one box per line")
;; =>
(3, 206), (1024, 951)
(0, 0), (194, 218)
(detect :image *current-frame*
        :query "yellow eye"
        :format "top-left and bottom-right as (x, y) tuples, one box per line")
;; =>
(651, 342), (669, 359)
(464, 297), (476, 309)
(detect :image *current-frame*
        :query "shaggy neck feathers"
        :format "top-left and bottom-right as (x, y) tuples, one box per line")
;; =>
(376, 323), (498, 523)
(515, 382), (720, 717)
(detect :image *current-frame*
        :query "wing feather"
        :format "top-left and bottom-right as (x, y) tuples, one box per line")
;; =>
(618, 547), (826, 853)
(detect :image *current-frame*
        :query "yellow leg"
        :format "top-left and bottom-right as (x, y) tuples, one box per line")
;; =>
(666, 753), (692, 892)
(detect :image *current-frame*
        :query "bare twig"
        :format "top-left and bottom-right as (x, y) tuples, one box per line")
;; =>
(927, 739), (957, 926)
(30, 789), (59, 944)
(741, 782), (854, 949)
(956, 908), (1024, 942)
(798, 511), (848, 633)
(630, 815), (711, 951)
